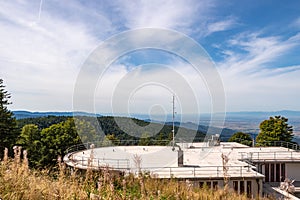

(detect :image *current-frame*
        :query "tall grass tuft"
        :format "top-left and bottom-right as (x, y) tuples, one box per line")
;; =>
(0, 147), (274, 200)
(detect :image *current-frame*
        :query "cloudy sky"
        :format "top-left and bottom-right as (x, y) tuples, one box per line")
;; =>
(1, 0), (300, 115)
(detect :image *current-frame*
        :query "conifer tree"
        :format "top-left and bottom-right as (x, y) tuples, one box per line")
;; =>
(256, 116), (293, 146)
(0, 79), (18, 157)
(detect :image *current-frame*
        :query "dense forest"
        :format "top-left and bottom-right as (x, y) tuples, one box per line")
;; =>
(17, 115), (207, 143)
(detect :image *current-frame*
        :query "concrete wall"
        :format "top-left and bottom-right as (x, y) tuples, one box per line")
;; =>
(286, 163), (300, 181)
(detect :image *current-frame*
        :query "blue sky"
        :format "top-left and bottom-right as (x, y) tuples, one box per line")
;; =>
(1, 0), (300, 115)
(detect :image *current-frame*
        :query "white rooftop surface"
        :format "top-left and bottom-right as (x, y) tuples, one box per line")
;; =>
(67, 146), (179, 170)
(65, 142), (287, 179)
(183, 143), (300, 163)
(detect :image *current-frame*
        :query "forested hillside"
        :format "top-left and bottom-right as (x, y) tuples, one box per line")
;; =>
(17, 116), (70, 130)
(16, 116), (206, 167)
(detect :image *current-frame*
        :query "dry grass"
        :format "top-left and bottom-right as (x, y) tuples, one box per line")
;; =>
(0, 147), (273, 200)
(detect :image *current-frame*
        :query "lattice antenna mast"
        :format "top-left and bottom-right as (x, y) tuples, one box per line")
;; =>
(172, 95), (175, 149)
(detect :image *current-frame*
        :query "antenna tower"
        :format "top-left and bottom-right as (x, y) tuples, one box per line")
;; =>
(172, 95), (175, 148)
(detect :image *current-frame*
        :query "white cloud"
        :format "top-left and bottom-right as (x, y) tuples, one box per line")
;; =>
(206, 17), (237, 35)
(0, 1), (101, 111)
(108, 0), (218, 35)
(219, 32), (300, 75)
(216, 32), (300, 111)
(94, 62), (209, 114)
(71, 27), (225, 114)
(222, 68), (300, 111)
(1, 0), (299, 113)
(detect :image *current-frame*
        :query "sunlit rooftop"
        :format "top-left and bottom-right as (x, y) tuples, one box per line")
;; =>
(65, 142), (298, 179)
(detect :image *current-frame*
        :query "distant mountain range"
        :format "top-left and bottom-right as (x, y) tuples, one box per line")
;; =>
(13, 110), (300, 120)
(13, 110), (101, 119)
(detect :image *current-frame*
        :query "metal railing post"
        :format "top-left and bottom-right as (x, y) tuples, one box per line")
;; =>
(240, 166), (242, 176)
(193, 167), (195, 177)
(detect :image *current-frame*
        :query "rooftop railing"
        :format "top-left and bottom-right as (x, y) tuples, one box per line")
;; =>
(256, 141), (300, 151)
(65, 155), (261, 178)
(68, 155), (130, 169)
(133, 165), (261, 178)
(65, 140), (172, 154)
(239, 151), (300, 162)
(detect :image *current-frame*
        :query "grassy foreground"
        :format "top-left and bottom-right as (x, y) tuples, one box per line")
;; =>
(0, 147), (272, 200)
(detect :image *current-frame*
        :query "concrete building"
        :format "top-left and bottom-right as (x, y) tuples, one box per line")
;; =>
(64, 141), (300, 198)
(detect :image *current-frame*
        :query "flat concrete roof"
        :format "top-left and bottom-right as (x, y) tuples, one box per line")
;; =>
(64, 142), (278, 179)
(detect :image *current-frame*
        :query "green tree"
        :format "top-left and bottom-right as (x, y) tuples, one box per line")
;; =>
(74, 117), (101, 144)
(156, 132), (169, 145)
(228, 132), (253, 146)
(102, 134), (120, 146)
(256, 116), (293, 146)
(17, 124), (42, 167)
(139, 132), (151, 146)
(38, 118), (81, 167)
(0, 79), (18, 157)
